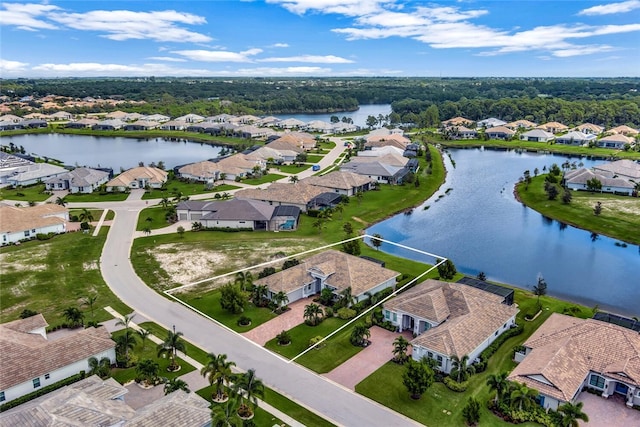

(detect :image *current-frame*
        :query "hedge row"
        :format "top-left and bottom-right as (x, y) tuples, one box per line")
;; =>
(443, 376), (468, 392)
(0, 372), (86, 412)
(475, 324), (524, 372)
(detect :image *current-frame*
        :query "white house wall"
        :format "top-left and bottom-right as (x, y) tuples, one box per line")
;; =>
(203, 219), (256, 229)
(1, 347), (115, 403)
(2, 223), (66, 245)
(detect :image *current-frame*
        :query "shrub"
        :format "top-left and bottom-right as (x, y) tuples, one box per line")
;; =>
(479, 324), (523, 363)
(324, 307), (333, 318)
(336, 307), (356, 320)
(443, 376), (468, 392)
(308, 336), (325, 349)
(237, 316), (251, 326)
(36, 232), (55, 240)
(0, 372), (86, 412)
(276, 330), (291, 346)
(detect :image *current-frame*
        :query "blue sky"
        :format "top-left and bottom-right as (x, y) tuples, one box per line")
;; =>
(1, 0), (639, 78)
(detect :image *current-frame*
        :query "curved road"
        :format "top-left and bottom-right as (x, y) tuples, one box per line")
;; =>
(75, 141), (421, 426)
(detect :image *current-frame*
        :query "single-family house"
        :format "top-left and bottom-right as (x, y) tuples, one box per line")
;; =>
(273, 132), (317, 151)
(592, 159), (640, 181)
(505, 120), (537, 130)
(235, 125), (274, 139)
(45, 167), (110, 193)
(208, 113), (236, 123)
(477, 118), (507, 128)
(574, 123), (604, 135)
(105, 111), (128, 120)
(442, 117), (473, 127)
(453, 126), (478, 139)
(383, 280), (518, 374)
(341, 153), (411, 184)
(123, 112), (145, 122)
(235, 183), (327, 212)
(597, 133), (633, 149)
(0, 375), (211, 426)
(66, 118), (99, 129)
(105, 166), (167, 192)
(0, 114), (23, 123)
(48, 111), (73, 121)
(520, 129), (555, 142)
(357, 146), (405, 158)
(305, 120), (334, 133)
(175, 113), (205, 123)
(301, 171), (373, 196)
(237, 114), (261, 124)
(245, 146), (293, 165)
(254, 250), (400, 304)
(563, 168), (634, 195)
(555, 131), (596, 146)
(93, 119), (125, 131)
(256, 116), (281, 127)
(159, 120), (187, 131)
(213, 154), (265, 180)
(608, 125), (639, 137)
(1, 161), (68, 187)
(143, 113), (171, 123)
(177, 199), (300, 231)
(538, 122), (569, 134)
(365, 133), (411, 150)
(178, 161), (220, 183)
(263, 140), (305, 163)
(0, 204), (68, 245)
(124, 120), (159, 131)
(0, 315), (116, 403)
(21, 119), (48, 129)
(332, 122), (359, 133)
(0, 120), (23, 131)
(509, 313), (640, 410)
(277, 118), (306, 129)
(485, 126), (516, 140)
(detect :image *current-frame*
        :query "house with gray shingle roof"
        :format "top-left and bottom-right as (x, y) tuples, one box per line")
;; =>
(0, 315), (116, 404)
(563, 168), (634, 195)
(555, 131), (596, 146)
(176, 199), (300, 231)
(520, 129), (555, 142)
(340, 153), (410, 184)
(592, 159), (640, 181)
(235, 183), (326, 212)
(509, 313), (640, 410)
(255, 249), (400, 304)
(383, 280), (518, 374)
(301, 170), (373, 196)
(45, 167), (110, 193)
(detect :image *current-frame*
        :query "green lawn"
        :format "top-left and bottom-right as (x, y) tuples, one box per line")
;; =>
(517, 175), (640, 245)
(138, 321), (211, 366)
(136, 205), (174, 231)
(142, 179), (232, 200)
(276, 164), (311, 174)
(355, 289), (592, 427)
(306, 154), (324, 163)
(196, 385), (287, 426)
(180, 290), (277, 332)
(0, 231), (131, 325)
(110, 329), (196, 385)
(0, 183), (50, 202)
(64, 192), (129, 202)
(240, 173), (286, 185)
(68, 208), (107, 221)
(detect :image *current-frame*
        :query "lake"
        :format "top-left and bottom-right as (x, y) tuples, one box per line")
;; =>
(274, 104), (391, 128)
(367, 148), (640, 316)
(4, 134), (223, 171)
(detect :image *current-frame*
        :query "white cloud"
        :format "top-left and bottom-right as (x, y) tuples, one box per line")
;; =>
(578, 0), (640, 16)
(0, 59), (30, 73)
(270, 43), (290, 48)
(234, 66), (332, 75)
(146, 56), (187, 62)
(266, 0), (388, 16)
(0, 2), (60, 30)
(49, 9), (212, 43)
(259, 55), (354, 63)
(29, 62), (213, 77)
(171, 48), (263, 62)
(551, 45), (616, 57)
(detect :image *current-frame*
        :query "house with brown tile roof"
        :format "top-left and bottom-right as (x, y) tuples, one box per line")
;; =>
(255, 249), (400, 304)
(275, 132), (317, 150)
(0, 204), (68, 245)
(106, 166), (167, 192)
(597, 133), (634, 149)
(301, 170), (374, 196)
(214, 154), (266, 180)
(509, 313), (640, 410)
(573, 123), (604, 135)
(485, 126), (516, 140)
(442, 117), (474, 127)
(505, 120), (538, 130)
(608, 125), (639, 137)
(383, 280), (518, 374)
(0, 376), (211, 426)
(0, 316), (116, 404)
(538, 122), (569, 134)
(178, 160), (219, 183)
(235, 182), (326, 212)
(365, 133), (411, 150)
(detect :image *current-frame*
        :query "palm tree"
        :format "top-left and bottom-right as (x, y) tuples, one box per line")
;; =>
(486, 372), (509, 405)
(303, 303), (324, 326)
(136, 359), (160, 385)
(350, 324), (371, 347)
(339, 286), (356, 308)
(271, 291), (289, 313)
(251, 285), (269, 307)
(157, 329), (187, 371)
(333, 203), (344, 219)
(88, 356), (111, 379)
(450, 354), (475, 383)
(160, 197), (171, 208)
(509, 382), (538, 411)
(115, 333), (137, 366)
(82, 294), (98, 320)
(201, 352), (236, 402)
(137, 328), (151, 350)
(62, 306), (84, 328)
(371, 233), (383, 250)
(392, 336), (410, 364)
(115, 314), (136, 362)
(163, 377), (191, 395)
(557, 401), (589, 427)
(55, 196), (67, 207)
(234, 271), (253, 291)
(289, 175), (299, 184)
(233, 369), (265, 416)
(78, 208), (94, 224)
(212, 396), (242, 427)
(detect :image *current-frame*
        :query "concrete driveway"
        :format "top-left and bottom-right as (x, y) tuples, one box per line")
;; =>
(577, 391), (640, 426)
(242, 299), (308, 346)
(324, 327), (413, 390)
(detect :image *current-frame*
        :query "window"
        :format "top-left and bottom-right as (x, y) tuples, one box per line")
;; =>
(384, 310), (390, 320)
(495, 330), (499, 336)
(33, 378), (41, 388)
(428, 352), (433, 358)
(0, 391), (5, 402)
(589, 374), (605, 389)
(45, 373), (50, 380)
(392, 313), (397, 322)
(437, 355), (443, 365)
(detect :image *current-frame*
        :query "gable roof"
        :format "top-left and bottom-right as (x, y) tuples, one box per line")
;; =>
(301, 170), (373, 191)
(508, 313), (640, 402)
(608, 125), (639, 136)
(399, 280), (518, 358)
(255, 249), (399, 296)
(235, 182), (326, 206)
(106, 166), (167, 188)
(505, 120), (537, 129)
(573, 123), (604, 134)
(485, 126), (516, 136)
(592, 159), (640, 180)
(598, 133), (633, 144)
(0, 322), (115, 390)
(0, 204), (68, 234)
(564, 168), (634, 189)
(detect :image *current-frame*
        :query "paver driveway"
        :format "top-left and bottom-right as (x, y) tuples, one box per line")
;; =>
(242, 299), (309, 346)
(577, 391), (640, 426)
(324, 327), (413, 389)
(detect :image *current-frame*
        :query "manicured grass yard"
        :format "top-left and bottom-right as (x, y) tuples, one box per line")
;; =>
(241, 173), (286, 185)
(275, 164), (311, 174)
(0, 231), (131, 325)
(355, 288), (592, 427)
(264, 317), (364, 373)
(110, 329), (196, 385)
(306, 154), (324, 163)
(138, 322), (211, 366)
(0, 183), (50, 202)
(141, 179), (238, 200)
(64, 192), (128, 202)
(136, 205), (174, 230)
(196, 385), (286, 426)
(180, 290), (277, 332)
